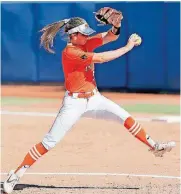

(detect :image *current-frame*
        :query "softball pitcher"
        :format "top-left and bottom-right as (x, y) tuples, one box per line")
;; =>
(3, 7), (175, 194)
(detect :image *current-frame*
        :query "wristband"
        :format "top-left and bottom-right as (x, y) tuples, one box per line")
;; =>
(111, 26), (120, 35)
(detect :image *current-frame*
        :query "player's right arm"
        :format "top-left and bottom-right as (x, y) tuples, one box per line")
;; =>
(64, 34), (141, 66)
(92, 44), (132, 64)
(92, 34), (140, 64)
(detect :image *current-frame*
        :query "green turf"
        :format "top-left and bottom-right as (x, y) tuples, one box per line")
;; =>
(1, 97), (180, 114)
(121, 104), (180, 115)
(1, 96), (55, 105)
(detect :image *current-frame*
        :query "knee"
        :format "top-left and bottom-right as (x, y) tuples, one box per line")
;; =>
(42, 133), (58, 150)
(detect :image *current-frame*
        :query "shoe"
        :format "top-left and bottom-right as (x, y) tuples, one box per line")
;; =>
(3, 170), (19, 193)
(150, 141), (176, 157)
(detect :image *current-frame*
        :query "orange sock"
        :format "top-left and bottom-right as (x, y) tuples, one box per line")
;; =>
(15, 142), (48, 174)
(124, 117), (155, 149)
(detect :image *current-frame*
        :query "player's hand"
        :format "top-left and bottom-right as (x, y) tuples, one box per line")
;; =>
(128, 33), (142, 46)
(125, 33), (142, 51)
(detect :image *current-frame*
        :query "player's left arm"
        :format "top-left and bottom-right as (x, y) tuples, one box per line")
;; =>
(101, 26), (120, 45)
(87, 29), (120, 51)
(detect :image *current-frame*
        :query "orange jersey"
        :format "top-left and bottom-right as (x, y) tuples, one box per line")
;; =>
(62, 34), (103, 92)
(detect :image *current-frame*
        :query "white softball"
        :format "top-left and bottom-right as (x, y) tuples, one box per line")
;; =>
(135, 36), (142, 46)
(129, 33), (142, 46)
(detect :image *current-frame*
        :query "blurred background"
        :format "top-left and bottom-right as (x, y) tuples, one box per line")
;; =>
(1, 2), (180, 93)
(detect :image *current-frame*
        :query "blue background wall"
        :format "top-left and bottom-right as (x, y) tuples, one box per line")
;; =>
(2, 2), (180, 91)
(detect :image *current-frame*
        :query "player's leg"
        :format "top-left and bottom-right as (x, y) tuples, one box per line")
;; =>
(84, 94), (175, 156)
(85, 94), (154, 147)
(3, 96), (87, 193)
(123, 116), (175, 157)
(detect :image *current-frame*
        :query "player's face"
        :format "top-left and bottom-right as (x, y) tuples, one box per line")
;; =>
(71, 33), (88, 45)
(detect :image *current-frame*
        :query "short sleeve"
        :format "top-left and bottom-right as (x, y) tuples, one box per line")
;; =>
(64, 46), (94, 67)
(86, 33), (103, 51)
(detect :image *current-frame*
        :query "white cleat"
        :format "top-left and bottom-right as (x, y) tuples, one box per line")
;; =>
(3, 170), (19, 194)
(150, 141), (176, 157)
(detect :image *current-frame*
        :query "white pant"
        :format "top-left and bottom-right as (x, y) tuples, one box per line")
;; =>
(42, 91), (131, 150)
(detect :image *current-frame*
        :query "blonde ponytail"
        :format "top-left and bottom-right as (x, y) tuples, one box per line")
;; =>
(39, 17), (86, 54)
(39, 20), (68, 54)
